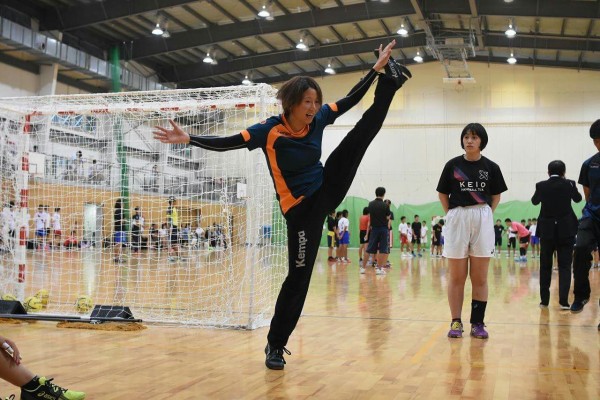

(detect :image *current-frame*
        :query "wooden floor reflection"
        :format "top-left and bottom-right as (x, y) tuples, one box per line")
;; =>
(1, 249), (599, 399)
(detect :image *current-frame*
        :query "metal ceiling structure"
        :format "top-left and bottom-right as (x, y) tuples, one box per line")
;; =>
(0, 0), (599, 92)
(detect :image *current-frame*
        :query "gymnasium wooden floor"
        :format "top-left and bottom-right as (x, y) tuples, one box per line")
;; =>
(1, 248), (599, 399)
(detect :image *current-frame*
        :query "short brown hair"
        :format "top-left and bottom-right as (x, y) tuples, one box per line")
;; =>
(277, 76), (322, 117)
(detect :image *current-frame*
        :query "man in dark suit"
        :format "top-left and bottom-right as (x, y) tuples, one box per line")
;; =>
(532, 160), (582, 309)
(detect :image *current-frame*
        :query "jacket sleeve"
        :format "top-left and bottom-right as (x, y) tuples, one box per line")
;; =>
(188, 134), (247, 152)
(334, 69), (378, 116)
(531, 183), (542, 205)
(570, 180), (583, 203)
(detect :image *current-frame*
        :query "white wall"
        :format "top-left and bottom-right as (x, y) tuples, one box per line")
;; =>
(317, 62), (600, 204)
(0, 62), (89, 97)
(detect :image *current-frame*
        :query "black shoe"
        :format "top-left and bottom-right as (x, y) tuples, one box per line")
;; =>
(374, 50), (412, 88)
(570, 298), (589, 314)
(539, 302), (548, 309)
(265, 344), (290, 370)
(21, 376), (85, 400)
(559, 302), (570, 310)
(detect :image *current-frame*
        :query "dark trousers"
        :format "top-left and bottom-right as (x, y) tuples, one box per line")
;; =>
(267, 75), (398, 348)
(539, 237), (574, 305)
(572, 217), (600, 302)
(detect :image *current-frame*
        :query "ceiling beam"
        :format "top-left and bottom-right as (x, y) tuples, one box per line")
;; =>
(43, 0), (203, 31)
(272, 0), (291, 15)
(161, 33), (428, 83)
(129, 1), (414, 60)
(182, 59), (429, 88)
(181, 5), (212, 27)
(468, 0), (485, 49)
(484, 31), (600, 51)
(353, 23), (368, 39)
(477, 0), (600, 19)
(210, 0), (241, 23)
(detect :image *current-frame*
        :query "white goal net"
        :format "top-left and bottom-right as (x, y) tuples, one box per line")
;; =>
(0, 84), (288, 328)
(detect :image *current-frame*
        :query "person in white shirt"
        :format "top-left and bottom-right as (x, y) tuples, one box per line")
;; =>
(507, 225), (517, 258)
(33, 205), (47, 250)
(421, 220), (428, 252)
(528, 218), (539, 258)
(51, 208), (61, 249)
(337, 210), (350, 263)
(398, 216), (410, 256)
(88, 159), (104, 183)
(192, 225), (205, 249)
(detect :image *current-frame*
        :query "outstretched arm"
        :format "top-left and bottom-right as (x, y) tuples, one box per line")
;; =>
(335, 40), (396, 115)
(153, 120), (247, 152)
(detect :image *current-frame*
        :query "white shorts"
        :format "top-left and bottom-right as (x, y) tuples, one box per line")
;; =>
(443, 204), (495, 259)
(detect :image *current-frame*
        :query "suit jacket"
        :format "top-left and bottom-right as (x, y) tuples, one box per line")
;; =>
(531, 176), (582, 240)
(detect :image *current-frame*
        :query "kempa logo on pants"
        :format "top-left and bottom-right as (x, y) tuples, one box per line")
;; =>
(296, 230), (307, 267)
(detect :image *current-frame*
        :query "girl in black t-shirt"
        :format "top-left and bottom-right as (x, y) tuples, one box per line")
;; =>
(436, 123), (507, 340)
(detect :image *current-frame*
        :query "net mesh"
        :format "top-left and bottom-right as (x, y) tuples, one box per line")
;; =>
(0, 84), (288, 328)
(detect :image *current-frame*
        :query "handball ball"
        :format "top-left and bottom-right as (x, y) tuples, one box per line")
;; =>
(35, 289), (50, 306)
(23, 296), (43, 312)
(75, 295), (93, 313)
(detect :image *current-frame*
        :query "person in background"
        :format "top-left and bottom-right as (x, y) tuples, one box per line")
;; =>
(531, 160), (582, 310)
(493, 219), (504, 258)
(358, 207), (369, 265)
(337, 210), (350, 263)
(113, 198), (126, 263)
(570, 120), (600, 319)
(528, 218), (539, 258)
(505, 218), (530, 263)
(326, 210), (337, 262)
(131, 207), (144, 254)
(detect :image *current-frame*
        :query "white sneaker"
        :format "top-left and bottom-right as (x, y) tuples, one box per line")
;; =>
(375, 268), (386, 275)
(359, 267), (366, 274)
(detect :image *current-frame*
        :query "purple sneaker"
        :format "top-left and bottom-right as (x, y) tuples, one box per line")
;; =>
(470, 323), (489, 339)
(447, 321), (463, 338)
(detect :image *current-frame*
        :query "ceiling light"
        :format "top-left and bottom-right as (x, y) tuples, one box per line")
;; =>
(258, 5), (270, 18)
(504, 0), (514, 3)
(324, 63), (335, 75)
(413, 51), (423, 63)
(397, 24), (408, 37)
(203, 53), (213, 63)
(505, 23), (516, 38)
(507, 52), (517, 64)
(242, 75), (252, 85)
(296, 38), (307, 50)
(152, 23), (163, 36)
(161, 30), (170, 39)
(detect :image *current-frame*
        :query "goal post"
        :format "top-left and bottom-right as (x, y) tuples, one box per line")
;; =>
(0, 84), (287, 329)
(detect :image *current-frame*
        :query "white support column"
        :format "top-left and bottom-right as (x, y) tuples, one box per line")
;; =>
(39, 64), (58, 96)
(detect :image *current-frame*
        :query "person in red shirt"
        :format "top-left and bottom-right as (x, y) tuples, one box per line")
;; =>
(505, 218), (530, 262)
(358, 207), (370, 264)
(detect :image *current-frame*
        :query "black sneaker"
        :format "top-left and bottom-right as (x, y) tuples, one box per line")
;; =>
(21, 376), (85, 400)
(570, 298), (589, 314)
(264, 344), (290, 370)
(559, 303), (570, 310)
(374, 50), (412, 88)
